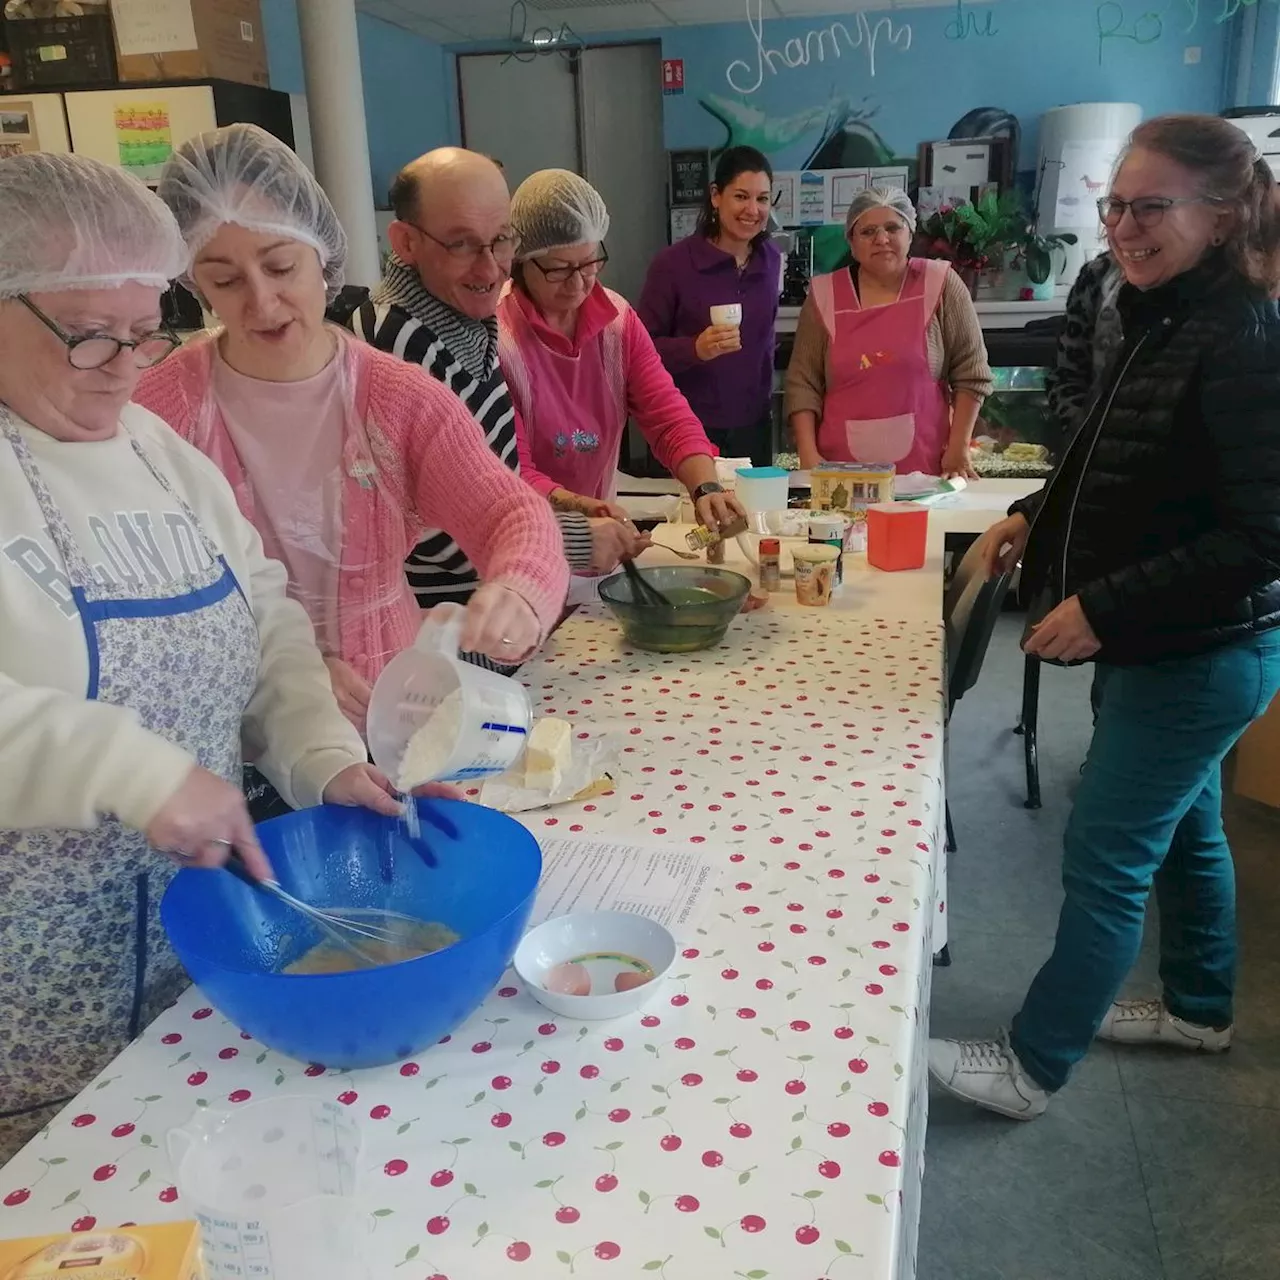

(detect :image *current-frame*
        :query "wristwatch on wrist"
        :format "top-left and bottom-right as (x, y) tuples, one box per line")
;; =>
(692, 481), (724, 503)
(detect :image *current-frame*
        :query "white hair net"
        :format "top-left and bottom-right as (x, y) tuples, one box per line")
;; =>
(845, 186), (918, 235)
(0, 152), (187, 299)
(157, 123), (347, 301)
(510, 169), (610, 260)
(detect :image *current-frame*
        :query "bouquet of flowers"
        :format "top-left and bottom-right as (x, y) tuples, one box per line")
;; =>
(916, 188), (1025, 276)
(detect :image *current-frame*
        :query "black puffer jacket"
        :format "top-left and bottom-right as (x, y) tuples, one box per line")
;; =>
(1013, 259), (1280, 666)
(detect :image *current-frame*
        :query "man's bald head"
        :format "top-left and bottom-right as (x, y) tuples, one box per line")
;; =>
(386, 148), (516, 321)
(389, 148), (508, 225)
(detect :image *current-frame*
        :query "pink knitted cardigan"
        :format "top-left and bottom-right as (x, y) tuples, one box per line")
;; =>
(499, 284), (716, 501)
(135, 330), (568, 683)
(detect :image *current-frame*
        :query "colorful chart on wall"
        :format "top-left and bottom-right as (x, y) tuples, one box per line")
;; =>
(114, 102), (173, 183)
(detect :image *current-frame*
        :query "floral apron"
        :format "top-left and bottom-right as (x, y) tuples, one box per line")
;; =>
(0, 416), (258, 1161)
(811, 258), (953, 476)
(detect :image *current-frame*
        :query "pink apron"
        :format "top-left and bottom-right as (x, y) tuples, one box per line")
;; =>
(811, 257), (953, 476)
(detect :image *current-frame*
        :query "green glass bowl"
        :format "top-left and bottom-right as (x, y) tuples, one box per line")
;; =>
(598, 565), (752, 653)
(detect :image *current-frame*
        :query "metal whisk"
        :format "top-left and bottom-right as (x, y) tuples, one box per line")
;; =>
(224, 855), (426, 968)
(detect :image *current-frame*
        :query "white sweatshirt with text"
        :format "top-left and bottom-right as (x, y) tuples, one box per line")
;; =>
(0, 403), (368, 834)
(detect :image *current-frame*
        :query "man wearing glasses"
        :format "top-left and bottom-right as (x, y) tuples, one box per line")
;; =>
(352, 148), (646, 634)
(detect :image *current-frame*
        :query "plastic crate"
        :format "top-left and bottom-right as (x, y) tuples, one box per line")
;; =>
(6, 12), (117, 89)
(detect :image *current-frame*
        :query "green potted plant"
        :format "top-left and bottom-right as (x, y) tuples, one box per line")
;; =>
(1015, 227), (1077, 300)
(1013, 159), (1079, 300)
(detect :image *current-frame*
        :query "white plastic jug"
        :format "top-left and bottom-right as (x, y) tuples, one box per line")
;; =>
(167, 1097), (363, 1280)
(366, 607), (533, 788)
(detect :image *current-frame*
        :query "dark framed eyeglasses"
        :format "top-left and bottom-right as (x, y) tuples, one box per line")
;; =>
(18, 295), (180, 371)
(527, 245), (609, 284)
(1096, 195), (1223, 229)
(405, 220), (520, 264)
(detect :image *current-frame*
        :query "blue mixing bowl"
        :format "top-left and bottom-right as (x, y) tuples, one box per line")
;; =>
(161, 799), (541, 1069)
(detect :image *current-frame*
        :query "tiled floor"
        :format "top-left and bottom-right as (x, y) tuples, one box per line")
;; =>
(920, 617), (1280, 1280)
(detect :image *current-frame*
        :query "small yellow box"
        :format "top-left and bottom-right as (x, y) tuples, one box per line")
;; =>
(0, 1221), (204, 1279)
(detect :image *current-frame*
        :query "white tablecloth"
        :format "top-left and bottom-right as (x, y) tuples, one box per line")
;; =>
(0, 484), (1039, 1280)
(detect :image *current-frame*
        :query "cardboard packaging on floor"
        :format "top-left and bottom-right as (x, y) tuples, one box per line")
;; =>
(0, 1221), (204, 1279)
(109, 0), (268, 87)
(1234, 691), (1280, 809)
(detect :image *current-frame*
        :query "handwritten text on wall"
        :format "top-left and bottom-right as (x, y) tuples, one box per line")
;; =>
(725, 0), (912, 95)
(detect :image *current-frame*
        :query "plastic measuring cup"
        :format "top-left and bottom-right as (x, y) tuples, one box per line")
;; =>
(734, 466), (789, 514)
(367, 609), (533, 787)
(167, 1097), (363, 1280)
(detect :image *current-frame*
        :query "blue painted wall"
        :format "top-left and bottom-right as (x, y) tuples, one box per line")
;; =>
(657, 0), (1234, 171)
(259, 0), (1245, 204)
(260, 0), (456, 203)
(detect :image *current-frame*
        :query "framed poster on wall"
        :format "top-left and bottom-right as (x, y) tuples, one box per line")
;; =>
(669, 148), (709, 207)
(0, 93), (70, 156)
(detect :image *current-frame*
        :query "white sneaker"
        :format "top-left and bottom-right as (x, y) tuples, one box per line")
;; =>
(928, 1033), (1049, 1120)
(1096, 998), (1232, 1052)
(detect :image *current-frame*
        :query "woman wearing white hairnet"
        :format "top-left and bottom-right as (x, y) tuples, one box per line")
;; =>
(0, 153), (399, 1161)
(498, 169), (747, 534)
(135, 125), (567, 743)
(784, 187), (992, 479)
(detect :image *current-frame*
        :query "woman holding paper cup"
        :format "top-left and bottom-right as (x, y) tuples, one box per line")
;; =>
(498, 168), (747, 534)
(639, 147), (782, 468)
(784, 186), (992, 480)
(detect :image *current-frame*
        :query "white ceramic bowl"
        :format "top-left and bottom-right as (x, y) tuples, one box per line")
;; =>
(513, 911), (677, 1020)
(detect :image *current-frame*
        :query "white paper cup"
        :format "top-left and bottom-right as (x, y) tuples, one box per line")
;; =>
(710, 303), (743, 327)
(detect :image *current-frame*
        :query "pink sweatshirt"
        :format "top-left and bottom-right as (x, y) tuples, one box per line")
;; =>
(498, 283), (716, 501)
(135, 330), (568, 684)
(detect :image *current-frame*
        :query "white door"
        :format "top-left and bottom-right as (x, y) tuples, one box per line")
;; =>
(457, 44), (667, 307)
(579, 43), (667, 307)
(458, 52), (579, 192)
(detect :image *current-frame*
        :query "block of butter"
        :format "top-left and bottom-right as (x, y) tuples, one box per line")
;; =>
(522, 716), (573, 792)
(0, 1222), (205, 1279)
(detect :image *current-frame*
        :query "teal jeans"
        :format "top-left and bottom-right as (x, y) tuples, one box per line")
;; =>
(1010, 631), (1280, 1093)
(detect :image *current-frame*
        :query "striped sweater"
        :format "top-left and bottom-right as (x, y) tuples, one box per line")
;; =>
(353, 257), (592, 607)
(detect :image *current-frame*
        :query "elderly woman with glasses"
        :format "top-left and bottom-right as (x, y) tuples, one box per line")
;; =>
(0, 153), (401, 1160)
(133, 126), (567, 744)
(785, 186), (992, 479)
(931, 114), (1280, 1120)
(497, 169), (746, 534)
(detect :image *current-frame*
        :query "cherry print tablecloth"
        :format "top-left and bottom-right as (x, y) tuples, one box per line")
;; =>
(0, 595), (950, 1280)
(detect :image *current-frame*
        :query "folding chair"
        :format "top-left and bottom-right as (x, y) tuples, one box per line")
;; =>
(937, 539), (1014, 967)
(943, 538), (1014, 852)
(1014, 655), (1043, 810)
